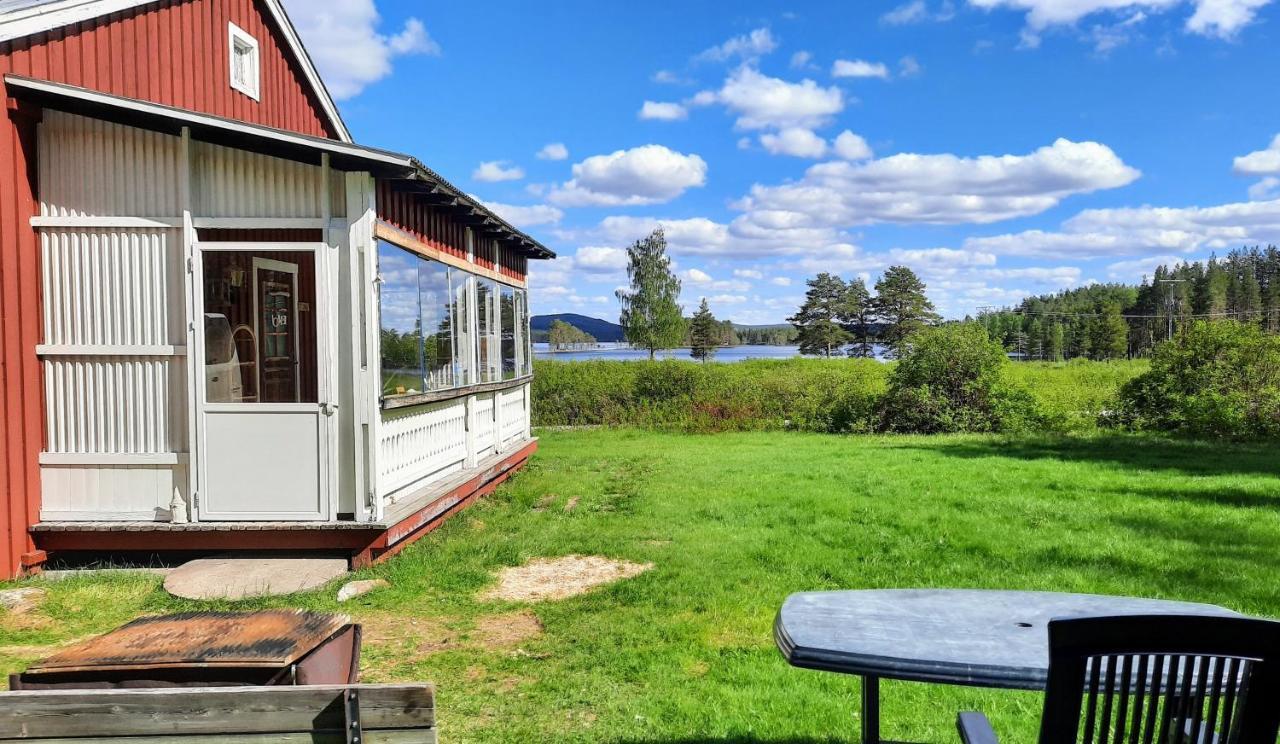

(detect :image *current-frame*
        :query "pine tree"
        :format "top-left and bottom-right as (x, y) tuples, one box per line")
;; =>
(616, 228), (686, 360)
(688, 298), (719, 362)
(1089, 302), (1128, 360)
(841, 277), (876, 358)
(873, 266), (940, 358)
(788, 273), (853, 357)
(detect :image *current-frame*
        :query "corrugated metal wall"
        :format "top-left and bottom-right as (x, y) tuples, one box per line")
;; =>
(33, 110), (334, 524)
(35, 112), (188, 524)
(192, 142), (324, 218)
(0, 0), (341, 575)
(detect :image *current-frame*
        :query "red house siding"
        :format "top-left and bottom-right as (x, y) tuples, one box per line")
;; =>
(374, 181), (530, 282)
(0, 0), (341, 578)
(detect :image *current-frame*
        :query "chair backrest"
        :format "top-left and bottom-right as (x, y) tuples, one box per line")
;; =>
(1039, 615), (1280, 744)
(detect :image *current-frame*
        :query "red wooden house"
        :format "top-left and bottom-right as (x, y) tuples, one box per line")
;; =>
(0, 0), (554, 578)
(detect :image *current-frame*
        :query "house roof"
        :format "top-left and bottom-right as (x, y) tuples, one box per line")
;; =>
(0, 0), (353, 143)
(6, 74), (555, 259)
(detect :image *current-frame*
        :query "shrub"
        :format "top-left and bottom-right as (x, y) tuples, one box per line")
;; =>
(879, 323), (1041, 433)
(532, 358), (886, 433)
(1113, 320), (1280, 439)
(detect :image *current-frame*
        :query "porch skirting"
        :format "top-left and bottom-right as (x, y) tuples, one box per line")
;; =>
(29, 438), (537, 569)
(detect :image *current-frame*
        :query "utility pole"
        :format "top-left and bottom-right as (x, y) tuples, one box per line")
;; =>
(1158, 279), (1188, 342)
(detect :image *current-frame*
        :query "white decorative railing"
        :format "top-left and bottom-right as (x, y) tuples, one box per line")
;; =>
(378, 398), (468, 499)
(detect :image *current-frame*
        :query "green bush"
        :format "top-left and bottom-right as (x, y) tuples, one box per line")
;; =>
(879, 324), (1041, 433)
(532, 358), (886, 433)
(531, 345), (1142, 434)
(1113, 320), (1280, 439)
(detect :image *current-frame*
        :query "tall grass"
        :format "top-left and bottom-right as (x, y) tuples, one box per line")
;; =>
(532, 357), (1148, 433)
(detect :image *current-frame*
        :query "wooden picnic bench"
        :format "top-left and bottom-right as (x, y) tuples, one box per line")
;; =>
(0, 683), (435, 743)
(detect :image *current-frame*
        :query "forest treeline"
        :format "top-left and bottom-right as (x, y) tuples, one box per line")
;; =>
(978, 246), (1280, 360)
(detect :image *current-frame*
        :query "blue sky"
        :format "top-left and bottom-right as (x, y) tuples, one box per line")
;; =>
(284, 0), (1280, 324)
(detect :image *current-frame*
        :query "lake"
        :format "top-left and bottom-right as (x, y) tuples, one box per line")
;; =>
(534, 343), (888, 362)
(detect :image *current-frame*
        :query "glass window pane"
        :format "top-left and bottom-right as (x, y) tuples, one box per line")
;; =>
(501, 285), (517, 380)
(519, 289), (532, 376)
(378, 241), (424, 397)
(419, 261), (454, 391)
(453, 272), (473, 386)
(476, 279), (500, 383)
(203, 250), (317, 404)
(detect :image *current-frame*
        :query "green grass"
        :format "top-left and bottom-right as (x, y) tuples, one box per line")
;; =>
(3, 427), (1278, 743)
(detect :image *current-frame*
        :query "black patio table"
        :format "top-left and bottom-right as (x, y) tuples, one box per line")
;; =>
(773, 588), (1240, 744)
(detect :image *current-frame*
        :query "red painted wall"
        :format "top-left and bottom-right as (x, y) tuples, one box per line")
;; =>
(0, 0), (341, 578)
(375, 181), (530, 281)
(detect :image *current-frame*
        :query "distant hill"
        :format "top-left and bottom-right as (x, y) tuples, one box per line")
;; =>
(732, 323), (791, 332)
(531, 313), (625, 342)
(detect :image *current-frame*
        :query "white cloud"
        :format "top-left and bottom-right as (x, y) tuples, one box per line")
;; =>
(472, 160), (525, 182)
(983, 265), (1083, 285)
(883, 0), (932, 23)
(738, 138), (1140, 226)
(1233, 134), (1280, 175)
(709, 294), (749, 304)
(882, 0), (958, 23)
(968, 0), (1272, 41)
(574, 246), (629, 273)
(734, 269), (765, 279)
(889, 247), (998, 268)
(831, 59), (892, 79)
(283, 0), (441, 99)
(692, 66), (845, 130)
(652, 69), (691, 84)
(1249, 177), (1280, 200)
(1186, 0), (1272, 37)
(898, 55), (924, 77)
(1105, 255), (1192, 281)
(548, 145), (708, 207)
(790, 50), (815, 69)
(536, 143), (569, 161)
(639, 101), (689, 121)
(695, 28), (779, 63)
(833, 130), (874, 160)
(965, 198), (1280, 258)
(477, 200), (563, 227)
(771, 276), (793, 286)
(759, 127), (829, 158)
(684, 268), (713, 283)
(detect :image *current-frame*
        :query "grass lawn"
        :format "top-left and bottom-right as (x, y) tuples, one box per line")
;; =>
(3, 428), (1279, 743)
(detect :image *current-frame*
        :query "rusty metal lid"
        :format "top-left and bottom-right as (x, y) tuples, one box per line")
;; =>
(28, 610), (351, 673)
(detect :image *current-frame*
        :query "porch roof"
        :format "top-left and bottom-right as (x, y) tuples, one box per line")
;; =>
(4, 74), (555, 259)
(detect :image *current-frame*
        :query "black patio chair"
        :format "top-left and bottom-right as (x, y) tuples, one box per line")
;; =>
(957, 614), (1280, 744)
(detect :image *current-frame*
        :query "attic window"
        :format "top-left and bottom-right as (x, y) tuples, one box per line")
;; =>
(228, 22), (260, 100)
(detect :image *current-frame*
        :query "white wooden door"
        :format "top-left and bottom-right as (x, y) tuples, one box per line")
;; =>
(193, 242), (334, 521)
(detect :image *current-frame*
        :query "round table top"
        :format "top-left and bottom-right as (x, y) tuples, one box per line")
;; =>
(774, 589), (1240, 690)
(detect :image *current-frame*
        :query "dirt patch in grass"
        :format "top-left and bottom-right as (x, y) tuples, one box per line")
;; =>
(479, 555), (653, 603)
(472, 610), (543, 649)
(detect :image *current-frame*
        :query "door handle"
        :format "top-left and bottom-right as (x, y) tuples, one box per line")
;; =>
(321, 402), (339, 416)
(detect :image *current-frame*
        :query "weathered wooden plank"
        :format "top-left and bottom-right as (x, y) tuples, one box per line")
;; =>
(0, 684), (435, 739)
(0, 731), (435, 744)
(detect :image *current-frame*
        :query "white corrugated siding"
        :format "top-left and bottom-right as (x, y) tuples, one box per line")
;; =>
(40, 229), (178, 346)
(42, 357), (185, 454)
(38, 111), (182, 219)
(192, 141), (324, 218)
(378, 399), (468, 499)
(36, 112), (342, 521)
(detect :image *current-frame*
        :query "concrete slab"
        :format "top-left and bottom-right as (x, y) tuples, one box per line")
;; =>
(163, 555), (348, 600)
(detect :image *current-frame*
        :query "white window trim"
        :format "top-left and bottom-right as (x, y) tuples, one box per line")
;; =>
(228, 22), (261, 101)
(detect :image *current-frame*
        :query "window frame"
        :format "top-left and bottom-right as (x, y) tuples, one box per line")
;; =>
(228, 22), (261, 101)
(377, 243), (532, 408)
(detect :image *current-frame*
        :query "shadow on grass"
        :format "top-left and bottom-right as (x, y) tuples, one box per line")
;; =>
(889, 435), (1280, 480)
